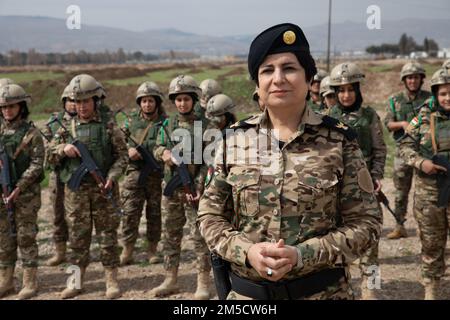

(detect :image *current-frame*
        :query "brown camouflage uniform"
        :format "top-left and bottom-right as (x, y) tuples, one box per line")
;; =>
(120, 111), (165, 249)
(0, 119), (44, 268)
(400, 104), (450, 280)
(198, 107), (382, 299)
(153, 113), (210, 272)
(47, 111), (127, 268)
(384, 90), (431, 222)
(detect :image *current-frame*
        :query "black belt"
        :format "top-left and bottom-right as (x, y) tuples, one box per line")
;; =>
(230, 267), (346, 300)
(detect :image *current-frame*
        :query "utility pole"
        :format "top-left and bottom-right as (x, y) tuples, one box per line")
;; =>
(326, 0), (332, 72)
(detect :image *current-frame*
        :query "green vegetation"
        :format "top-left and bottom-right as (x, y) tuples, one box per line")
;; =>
(367, 64), (394, 73)
(0, 71), (64, 83)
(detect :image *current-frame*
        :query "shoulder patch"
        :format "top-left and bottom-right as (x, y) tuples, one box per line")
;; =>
(321, 115), (357, 141)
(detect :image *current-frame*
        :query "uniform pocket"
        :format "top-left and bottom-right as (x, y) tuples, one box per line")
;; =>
(226, 167), (261, 217)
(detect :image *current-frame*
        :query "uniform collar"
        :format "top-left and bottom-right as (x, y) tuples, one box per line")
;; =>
(76, 110), (102, 124)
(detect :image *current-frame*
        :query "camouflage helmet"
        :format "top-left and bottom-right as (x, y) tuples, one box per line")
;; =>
(319, 76), (334, 97)
(312, 69), (328, 83)
(329, 62), (365, 86)
(0, 84), (31, 107)
(400, 62), (426, 81)
(206, 94), (236, 119)
(136, 81), (164, 105)
(0, 78), (15, 88)
(199, 79), (222, 101)
(442, 59), (450, 70)
(60, 85), (72, 102)
(168, 75), (200, 100)
(430, 68), (450, 90)
(67, 74), (105, 100)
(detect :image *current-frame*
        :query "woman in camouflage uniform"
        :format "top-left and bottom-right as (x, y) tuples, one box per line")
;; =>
(400, 68), (450, 300)
(197, 23), (382, 300)
(0, 84), (44, 299)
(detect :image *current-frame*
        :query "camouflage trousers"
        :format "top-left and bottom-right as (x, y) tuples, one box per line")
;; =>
(120, 170), (161, 246)
(413, 173), (449, 279)
(393, 149), (414, 222)
(160, 184), (211, 272)
(359, 202), (382, 276)
(48, 171), (68, 244)
(0, 183), (40, 268)
(64, 182), (120, 268)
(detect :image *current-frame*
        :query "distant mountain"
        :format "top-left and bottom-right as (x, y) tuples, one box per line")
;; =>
(1, 16), (449, 55)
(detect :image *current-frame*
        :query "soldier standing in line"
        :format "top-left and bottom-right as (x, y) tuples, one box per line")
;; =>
(328, 62), (387, 300)
(0, 84), (45, 299)
(307, 69), (328, 113)
(119, 81), (166, 266)
(319, 75), (337, 113)
(384, 62), (431, 239)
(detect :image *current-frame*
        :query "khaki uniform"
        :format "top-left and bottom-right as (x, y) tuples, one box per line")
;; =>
(153, 113), (210, 272)
(47, 111), (127, 268)
(400, 105), (450, 279)
(198, 107), (382, 299)
(0, 120), (44, 268)
(384, 90), (431, 221)
(120, 111), (165, 248)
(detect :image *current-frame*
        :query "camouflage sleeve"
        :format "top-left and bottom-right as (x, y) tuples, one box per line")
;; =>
(194, 163), (208, 194)
(399, 109), (429, 169)
(43, 114), (55, 140)
(15, 128), (45, 191)
(197, 143), (254, 267)
(294, 138), (382, 272)
(153, 125), (169, 161)
(369, 114), (387, 180)
(46, 127), (69, 166)
(383, 97), (395, 129)
(106, 126), (127, 182)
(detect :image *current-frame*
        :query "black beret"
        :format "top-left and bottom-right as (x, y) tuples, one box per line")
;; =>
(248, 23), (311, 81)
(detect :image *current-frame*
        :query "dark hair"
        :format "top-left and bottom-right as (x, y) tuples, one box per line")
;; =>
(19, 101), (29, 119)
(170, 93), (198, 106)
(137, 96), (163, 112)
(335, 82), (363, 109)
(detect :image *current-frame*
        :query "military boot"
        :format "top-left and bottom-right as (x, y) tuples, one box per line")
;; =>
(120, 243), (135, 266)
(387, 224), (408, 239)
(105, 267), (121, 299)
(0, 266), (15, 298)
(148, 267), (179, 297)
(360, 275), (377, 300)
(45, 242), (67, 266)
(149, 251), (163, 264)
(61, 266), (85, 299)
(194, 271), (211, 300)
(424, 278), (440, 300)
(18, 267), (38, 300)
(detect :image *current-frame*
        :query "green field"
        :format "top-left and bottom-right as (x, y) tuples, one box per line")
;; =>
(0, 71), (64, 83)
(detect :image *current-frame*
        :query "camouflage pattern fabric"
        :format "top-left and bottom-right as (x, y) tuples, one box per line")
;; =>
(198, 107), (382, 299)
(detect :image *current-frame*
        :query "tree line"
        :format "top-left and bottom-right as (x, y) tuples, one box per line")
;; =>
(366, 33), (439, 56)
(0, 48), (200, 66)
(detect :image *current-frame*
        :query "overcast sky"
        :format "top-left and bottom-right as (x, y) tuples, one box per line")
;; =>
(0, 0), (448, 36)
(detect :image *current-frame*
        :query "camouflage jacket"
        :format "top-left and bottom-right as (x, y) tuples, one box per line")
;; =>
(400, 105), (450, 185)
(46, 110), (127, 183)
(0, 119), (45, 191)
(384, 90), (431, 141)
(197, 106), (382, 281)
(154, 112), (208, 192)
(328, 105), (386, 180)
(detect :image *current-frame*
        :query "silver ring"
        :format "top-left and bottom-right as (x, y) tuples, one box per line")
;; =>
(266, 267), (273, 277)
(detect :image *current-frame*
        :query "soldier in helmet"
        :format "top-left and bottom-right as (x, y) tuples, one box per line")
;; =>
(149, 75), (211, 300)
(197, 79), (222, 120)
(399, 68), (450, 299)
(328, 62), (386, 300)
(47, 74), (127, 299)
(384, 62), (431, 239)
(307, 69), (328, 113)
(198, 23), (381, 300)
(319, 75), (337, 112)
(43, 85), (77, 267)
(119, 81), (166, 266)
(205, 94), (237, 131)
(0, 84), (45, 299)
